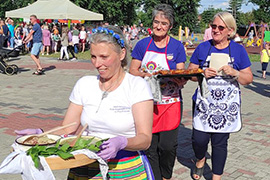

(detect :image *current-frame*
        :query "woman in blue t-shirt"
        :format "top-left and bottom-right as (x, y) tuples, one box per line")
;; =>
(188, 12), (253, 180)
(130, 4), (186, 180)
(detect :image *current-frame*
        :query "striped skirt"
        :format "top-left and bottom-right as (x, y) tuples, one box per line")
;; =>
(67, 150), (154, 180)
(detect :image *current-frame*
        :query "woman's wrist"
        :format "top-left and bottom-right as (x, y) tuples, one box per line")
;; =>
(233, 70), (240, 80)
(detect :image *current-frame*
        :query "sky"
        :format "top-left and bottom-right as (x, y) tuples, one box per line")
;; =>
(199, 0), (259, 13)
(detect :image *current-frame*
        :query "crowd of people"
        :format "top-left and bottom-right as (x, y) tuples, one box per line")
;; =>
(1, 3), (256, 180)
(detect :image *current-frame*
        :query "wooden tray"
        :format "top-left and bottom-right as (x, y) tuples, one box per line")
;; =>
(46, 154), (96, 170)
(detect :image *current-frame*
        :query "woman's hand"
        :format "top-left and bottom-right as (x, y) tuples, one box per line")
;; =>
(14, 128), (43, 137)
(204, 67), (217, 78)
(97, 136), (128, 160)
(219, 65), (238, 77)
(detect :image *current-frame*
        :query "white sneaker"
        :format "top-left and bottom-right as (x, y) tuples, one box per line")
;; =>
(41, 53), (44, 55)
(71, 58), (78, 62)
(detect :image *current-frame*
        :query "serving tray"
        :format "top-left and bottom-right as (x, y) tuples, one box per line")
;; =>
(46, 154), (96, 170)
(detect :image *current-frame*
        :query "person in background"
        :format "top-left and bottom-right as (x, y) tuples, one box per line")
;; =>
(67, 29), (77, 61)
(41, 24), (51, 55)
(188, 12), (253, 180)
(0, 20), (9, 48)
(79, 25), (87, 53)
(0, 19), (4, 48)
(72, 25), (80, 54)
(260, 42), (270, 79)
(130, 4), (186, 180)
(203, 21), (212, 41)
(58, 25), (69, 60)
(23, 15), (44, 75)
(14, 26), (23, 47)
(16, 25), (155, 180)
(6, 18), (15, 48)
(234, 33), (241, 42)
(52, 25), (60, 53)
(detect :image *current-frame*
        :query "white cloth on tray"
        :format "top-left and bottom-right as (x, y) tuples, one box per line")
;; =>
(0, 143), (108, 180)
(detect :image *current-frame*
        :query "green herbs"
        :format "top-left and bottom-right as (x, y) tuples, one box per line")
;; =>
(27, 137), (107, 168)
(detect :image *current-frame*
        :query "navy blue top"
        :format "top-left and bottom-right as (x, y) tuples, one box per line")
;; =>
(32, 23), (42, 43)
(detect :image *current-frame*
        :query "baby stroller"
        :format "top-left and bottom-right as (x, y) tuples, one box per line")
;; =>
(0, 45), (23, 75)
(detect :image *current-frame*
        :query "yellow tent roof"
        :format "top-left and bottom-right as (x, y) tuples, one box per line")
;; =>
(5, 0), (103, 21)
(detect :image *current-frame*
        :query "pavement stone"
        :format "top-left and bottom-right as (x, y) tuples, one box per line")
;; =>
(0, 55), (270, 180)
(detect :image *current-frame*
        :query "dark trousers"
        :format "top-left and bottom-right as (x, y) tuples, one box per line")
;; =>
(192, 101), (230, 175)
(192, 128), (230, 175)
(67, 45), (76, 58)
(145, 127), (179, 180)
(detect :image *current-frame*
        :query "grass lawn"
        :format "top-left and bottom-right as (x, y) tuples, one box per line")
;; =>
(42, 50), (91, 61)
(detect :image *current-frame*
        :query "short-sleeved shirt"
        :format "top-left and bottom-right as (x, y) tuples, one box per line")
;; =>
(69, 73), (153, 139)
(131, 36), (186, 70)
(190, 40), (251, 70)
(261, 49), (270, 63)
(190, 40), (251, 100)
(32, 23), (42, 43)
(7, 24), (14, 37)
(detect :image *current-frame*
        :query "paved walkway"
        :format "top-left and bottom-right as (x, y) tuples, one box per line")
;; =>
(0, 55), (269, 180)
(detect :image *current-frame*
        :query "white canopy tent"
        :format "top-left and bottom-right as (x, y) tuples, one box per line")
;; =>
(5, 0), (103, 21)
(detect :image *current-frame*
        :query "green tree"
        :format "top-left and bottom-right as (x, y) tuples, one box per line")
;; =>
(0, 0), (34, 19)
(199, 7), (223, 33)
(248, 0), (270, 23)
(139, 0), (200, 34)
(227, 0), (244, 25)
(238, 11), (255, 26)
(71, 0), (141, 26)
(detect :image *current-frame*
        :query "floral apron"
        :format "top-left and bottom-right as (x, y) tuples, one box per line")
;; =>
(141, 37), (181, 133)
(193, 45), (241, 133)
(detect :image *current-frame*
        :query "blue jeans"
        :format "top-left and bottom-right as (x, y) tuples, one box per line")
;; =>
(74, 44), (79, 54)
(9, 36), (15, 48)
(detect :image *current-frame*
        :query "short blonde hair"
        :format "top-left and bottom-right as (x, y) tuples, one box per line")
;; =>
(213, 12), (237, 39)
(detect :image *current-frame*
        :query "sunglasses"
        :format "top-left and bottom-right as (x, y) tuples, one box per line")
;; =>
(211, 24), (226, 31)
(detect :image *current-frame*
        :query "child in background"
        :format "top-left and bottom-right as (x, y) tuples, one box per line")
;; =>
(58, 25), (69, 60)
(260, 43), (270, 79)
(52, 25), (60, 53)
(79, 26), (87, 53)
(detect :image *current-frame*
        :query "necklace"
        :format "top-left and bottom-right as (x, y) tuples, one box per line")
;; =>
(96, 72), (125, 113)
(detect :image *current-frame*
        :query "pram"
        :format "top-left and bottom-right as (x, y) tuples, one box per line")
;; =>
(0, 45), (23, 75)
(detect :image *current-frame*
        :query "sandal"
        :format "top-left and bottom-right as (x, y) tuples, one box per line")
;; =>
(38, 68), (45, 72)
(32, 69), (45, 75)
(192, 159), (206, 180)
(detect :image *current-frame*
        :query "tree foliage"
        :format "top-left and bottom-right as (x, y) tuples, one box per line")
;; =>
(227, 0), (244, 25)
(199, 7), (222, 33)
(139, 0), (200, 34)
(248, 0), (270, 23)
(70, 0), (141, 26)
(0, 0), (35, 19)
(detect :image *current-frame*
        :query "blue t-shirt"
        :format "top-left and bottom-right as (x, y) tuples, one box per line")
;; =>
(32, 23), (42, 43)
(190, 40), (251, 101)
(7, 24), (14, 37)
(190, 40), (251, 71)
(131, 36), (186, 70)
